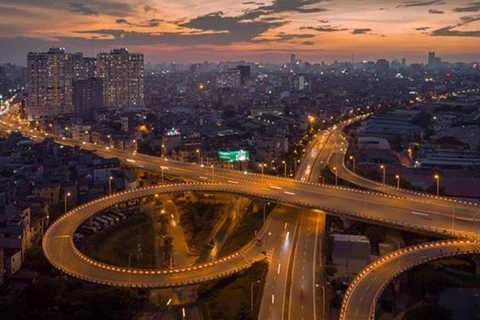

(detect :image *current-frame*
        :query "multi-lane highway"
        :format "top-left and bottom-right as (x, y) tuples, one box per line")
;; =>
(258, 207), (299, 320)
(3, 111), (480, 320)
(259, 124), (338, 320)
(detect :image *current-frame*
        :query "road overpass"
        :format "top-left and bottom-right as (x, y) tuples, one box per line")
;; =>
(340, 239), (480, 320)
(43, 173), (480, 288)
(3, 111), (480, 319)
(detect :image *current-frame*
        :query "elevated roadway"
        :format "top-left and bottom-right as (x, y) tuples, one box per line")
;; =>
(340, 239), (480, 320)
(4, 113), (480, 319)
(43, 175), (479, 288)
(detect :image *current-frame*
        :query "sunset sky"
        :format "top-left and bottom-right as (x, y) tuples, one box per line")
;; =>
(0, 0), (479, 65)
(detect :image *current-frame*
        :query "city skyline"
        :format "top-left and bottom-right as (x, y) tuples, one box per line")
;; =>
(0, 0), (480, 65)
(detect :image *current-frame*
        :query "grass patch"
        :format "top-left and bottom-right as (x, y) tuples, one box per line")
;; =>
(198, 261), (268, 320)
(219, 202), (275, 258)
(82, 215), (155, 268)
(219, 211), (263, 258)
(179, 200), (224, 252)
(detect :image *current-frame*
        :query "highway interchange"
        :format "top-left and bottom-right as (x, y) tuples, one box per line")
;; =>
(1, 107), (479, 319)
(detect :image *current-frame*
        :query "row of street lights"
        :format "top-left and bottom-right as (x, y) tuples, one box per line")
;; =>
(379, 164), (441, 196)
(258, 161), (288, 179)
(349, 156), (442, 195)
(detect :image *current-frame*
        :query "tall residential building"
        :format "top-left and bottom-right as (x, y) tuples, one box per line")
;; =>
(96, 48), (145, 110)
(27, 48), (76, 120)
(216, 68), (241, 88)
(236, 65), (251, 86)
(73, 77), (103, 121)
(428, 51), (435, 65)
(0, 65), (4, 94)
(290, 54), (296, 66)
(0, 63), (26, 95)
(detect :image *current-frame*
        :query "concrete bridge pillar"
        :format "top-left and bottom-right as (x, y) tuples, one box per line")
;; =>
(252, 202), (259, 213)
(472, 255), (480, 275)
(342, 217), (351, 229)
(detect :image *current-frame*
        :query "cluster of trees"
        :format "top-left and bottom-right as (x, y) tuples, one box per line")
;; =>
(0, 276), (139, 320)
(180, 200), (223, 250)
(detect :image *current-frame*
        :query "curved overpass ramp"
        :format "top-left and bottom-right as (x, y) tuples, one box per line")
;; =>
(43, 183), (268, 288)
(340, 240), (480, 320)
(44, 181), (479, 288)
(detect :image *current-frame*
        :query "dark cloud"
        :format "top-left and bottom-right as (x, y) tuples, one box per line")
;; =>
(116, 18), (161, 27)
(351, 28), (372, 35)
(414, 26), (431, 30)
(430, 14), (480, 36)
(460, 14), (480, 24)
(301, 25), (347, 32)
(143, 4), (157, 14)
(242, 1), (265, 4)
(319, 20), (329, 23)
(179, 11), (285, 42)
(431, 26), (480, 37)
(74, 14), (285, 47)
(252, 32), (315, 43)
(302, 41), (315, 45)
(453, 1), (480, 12)
(241, 0), (328, 20)
(428, 9), (444, 14)
(0, 0), (134, 17)
(66, 3), (98, 16)
(0, 4), (30, 15)
(396, 0), (445, 8)
(398, 0), (444, 8)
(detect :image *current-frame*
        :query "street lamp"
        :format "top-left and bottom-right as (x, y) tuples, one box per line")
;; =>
(380, 165), (386, 184)
(250, 280), (260, 311)
(160, 166), (168, 184)
(64, 192), (71, 214)
(434, 174), (440, 196)
(211, 164), (215, 180)
(108, 176), (113, 195)
(161, 144), (166, 158)
(317, 284), (326, 319)
(282, 160), (287, 178)
(196, 149), (201, 164)
(333, 167), (338, 186)
(395, 175), (400, 189)
(259, 163), (267, 183)
(349, 155), (356, 173)
(128, 252), (133, 283)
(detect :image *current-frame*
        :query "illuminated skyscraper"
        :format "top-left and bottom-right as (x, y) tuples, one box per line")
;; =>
(27, 48), (75, 120)
(96, 48), (144, 110)
(73, 77), (103, 121)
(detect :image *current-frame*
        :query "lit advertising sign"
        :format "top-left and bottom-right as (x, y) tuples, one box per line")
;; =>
(218, 150), (250, 162)
(165, 128), (180, 136)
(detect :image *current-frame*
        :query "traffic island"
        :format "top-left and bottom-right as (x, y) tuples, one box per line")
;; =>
(197, 260), (268, 320)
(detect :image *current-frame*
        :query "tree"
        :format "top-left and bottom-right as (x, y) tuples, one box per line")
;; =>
(411, 111), (432, 128)
(90, 288), (138, 320)
(325, 265), (337, 277)
(365, 226), (386, 254)
(24, 247), (50, 273)
(403, 304), (452, 320)
(414, 265), (444, 298)
(27, 276), (67, 308)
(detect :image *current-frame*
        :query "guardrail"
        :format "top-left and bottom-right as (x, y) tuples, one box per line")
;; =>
(43, 182), (476, 289)
(334, 143), (479, 208)
(339, 239), (480, 320)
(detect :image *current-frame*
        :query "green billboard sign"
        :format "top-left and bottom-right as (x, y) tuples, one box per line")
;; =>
(218, 150), (250, 162)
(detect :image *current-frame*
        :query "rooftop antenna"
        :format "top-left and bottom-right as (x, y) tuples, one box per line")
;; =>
(91, 38), (94, 57)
